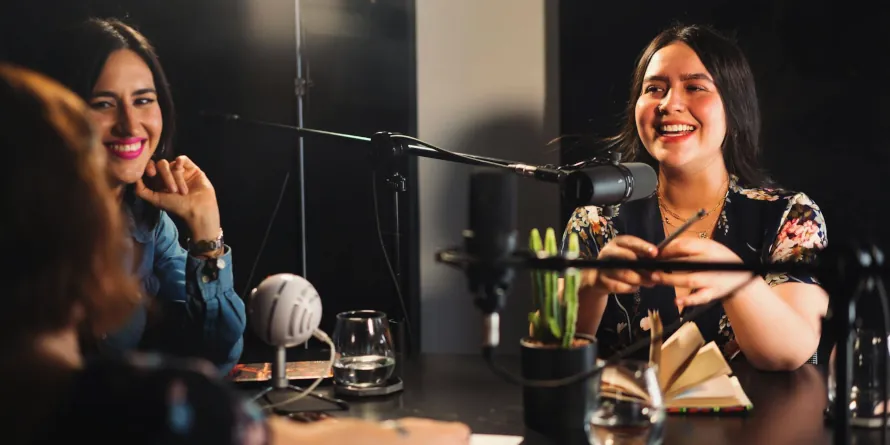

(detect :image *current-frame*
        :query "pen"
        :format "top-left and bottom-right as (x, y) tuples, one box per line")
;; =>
(656, 209), (707, 251)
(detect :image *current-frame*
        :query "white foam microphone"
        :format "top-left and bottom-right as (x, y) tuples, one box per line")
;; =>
(247, 273), (334, 410)
(248, 273), (323, 347)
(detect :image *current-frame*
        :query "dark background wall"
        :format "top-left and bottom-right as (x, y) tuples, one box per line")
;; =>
(559, 0), (888, 245)
(0, 0), (419, 362)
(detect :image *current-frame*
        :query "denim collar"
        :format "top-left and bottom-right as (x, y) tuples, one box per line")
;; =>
(122, 187), (154, 244)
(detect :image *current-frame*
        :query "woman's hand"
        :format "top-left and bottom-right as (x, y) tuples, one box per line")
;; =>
(135, 155), (221, 240)
(382, 418), (471, 445)
(584, 235), (659, 295)
(653, 237), (756, 307)
(267, 415), (471, 445)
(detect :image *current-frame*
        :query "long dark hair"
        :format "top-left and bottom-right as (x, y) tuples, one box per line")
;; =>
(608, 24), (772, 187)
(37, 18), (177, 226)
(37, 18), (175, 161)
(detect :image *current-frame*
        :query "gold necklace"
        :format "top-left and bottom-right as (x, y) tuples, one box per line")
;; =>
(657, 179), (728, 239)
(662, 213), (719, 239)
(658, 195), (725, 222)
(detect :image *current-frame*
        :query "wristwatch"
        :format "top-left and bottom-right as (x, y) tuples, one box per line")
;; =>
(188, 228), (224, 256)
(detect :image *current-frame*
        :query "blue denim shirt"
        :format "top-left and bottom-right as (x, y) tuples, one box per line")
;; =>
(101, 194), (246, 375)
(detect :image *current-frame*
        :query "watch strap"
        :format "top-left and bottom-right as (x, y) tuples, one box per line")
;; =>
(188, 228), (224, 255)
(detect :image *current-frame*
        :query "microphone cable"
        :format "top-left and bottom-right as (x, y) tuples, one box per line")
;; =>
(241, 171), (290, 298)
(389, 134), (515, 170)
(370, 169), (415, 347)
(259, 329), (337, 411)
(368, 134), (517, 352)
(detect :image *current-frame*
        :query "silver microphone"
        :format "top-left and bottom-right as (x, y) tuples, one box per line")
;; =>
(247, 273), (334, 410)
(249, 273), (322, 348)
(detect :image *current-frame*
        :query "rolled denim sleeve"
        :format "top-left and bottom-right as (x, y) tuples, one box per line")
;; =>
(153, 211), (246, 374)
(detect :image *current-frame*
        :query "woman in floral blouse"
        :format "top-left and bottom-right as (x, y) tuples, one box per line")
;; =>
(562, 24), (828, 371)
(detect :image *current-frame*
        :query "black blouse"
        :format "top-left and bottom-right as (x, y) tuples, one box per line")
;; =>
(561, 175), (827, 361)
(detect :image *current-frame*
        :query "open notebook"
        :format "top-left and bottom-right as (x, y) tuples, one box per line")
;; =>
(601, 311), (752, 413)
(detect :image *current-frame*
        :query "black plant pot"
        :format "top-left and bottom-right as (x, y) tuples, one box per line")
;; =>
(520, 333), (598, 444)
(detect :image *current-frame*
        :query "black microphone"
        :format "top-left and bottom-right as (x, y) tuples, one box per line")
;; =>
(561, 162), (657, 208)
(465, 168), (518, 349)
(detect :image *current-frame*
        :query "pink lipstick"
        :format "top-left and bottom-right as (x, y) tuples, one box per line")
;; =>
(105, 137), (145, 160)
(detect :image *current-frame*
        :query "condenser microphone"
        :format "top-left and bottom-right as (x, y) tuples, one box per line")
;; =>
(248, 273), (334, 410)
(561, 162), (658, 208)
(464, 168), (518, 349)
(248, 273), (322, 348)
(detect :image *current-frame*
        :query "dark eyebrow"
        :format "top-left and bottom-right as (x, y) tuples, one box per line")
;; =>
(643, 73), (714, 83)
(90, 88), (157, 99)
(91, 91), (118, 100)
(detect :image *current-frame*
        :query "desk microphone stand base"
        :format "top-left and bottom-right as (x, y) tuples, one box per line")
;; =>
(250, 346), (348, 413)
(252, 385), (348, 414)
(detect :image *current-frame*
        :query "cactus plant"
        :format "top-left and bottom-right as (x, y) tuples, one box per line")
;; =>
(528, 228), (582, 348)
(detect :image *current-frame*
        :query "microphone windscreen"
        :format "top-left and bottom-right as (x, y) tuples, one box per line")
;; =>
(469, 168), (518, 258)
(465, 168), (518, 300)
(248, 273), (322, 348)
(561, 162), (657, 207)
(624, 162), (658, 201)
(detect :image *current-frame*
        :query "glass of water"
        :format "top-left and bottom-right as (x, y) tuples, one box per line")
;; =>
(827, 328), (890, 427)
(332, 310), (396, 388)
(589, 360), (666, 445)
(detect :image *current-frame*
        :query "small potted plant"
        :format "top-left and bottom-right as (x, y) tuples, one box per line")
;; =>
(521, 228), (598, 441)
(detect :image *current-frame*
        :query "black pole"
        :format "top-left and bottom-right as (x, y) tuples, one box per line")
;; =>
(834, 281), (859, 445)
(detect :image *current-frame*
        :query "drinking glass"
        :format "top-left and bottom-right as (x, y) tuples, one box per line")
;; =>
(332, 310), (396, 388)
(589, 360), (666, 445)
(827, 328), (890, 427)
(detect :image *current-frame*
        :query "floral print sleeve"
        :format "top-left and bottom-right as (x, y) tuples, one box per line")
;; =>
(765, 192), (827, 287)
(560, 206), (615, 257)
(560, 206), (634, 356)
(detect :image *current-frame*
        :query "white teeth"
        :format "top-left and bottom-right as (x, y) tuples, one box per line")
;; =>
(659, 124), (695, 133)
(108, 142), (142, 152)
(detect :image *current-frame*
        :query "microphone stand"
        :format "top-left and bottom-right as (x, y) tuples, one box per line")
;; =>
(435, 244), (890, 445)
(202, 112), (573, 356)
(251, 345), (349, 412)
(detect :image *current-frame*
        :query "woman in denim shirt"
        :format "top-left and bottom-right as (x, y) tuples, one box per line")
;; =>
(2, 63), (470, 445)
(39, 18), (246, 373)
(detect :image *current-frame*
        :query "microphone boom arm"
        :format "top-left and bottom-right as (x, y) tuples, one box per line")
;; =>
(206, 112), (544, 169)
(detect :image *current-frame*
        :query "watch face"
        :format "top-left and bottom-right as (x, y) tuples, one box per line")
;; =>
(189, 229), (223, 255)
